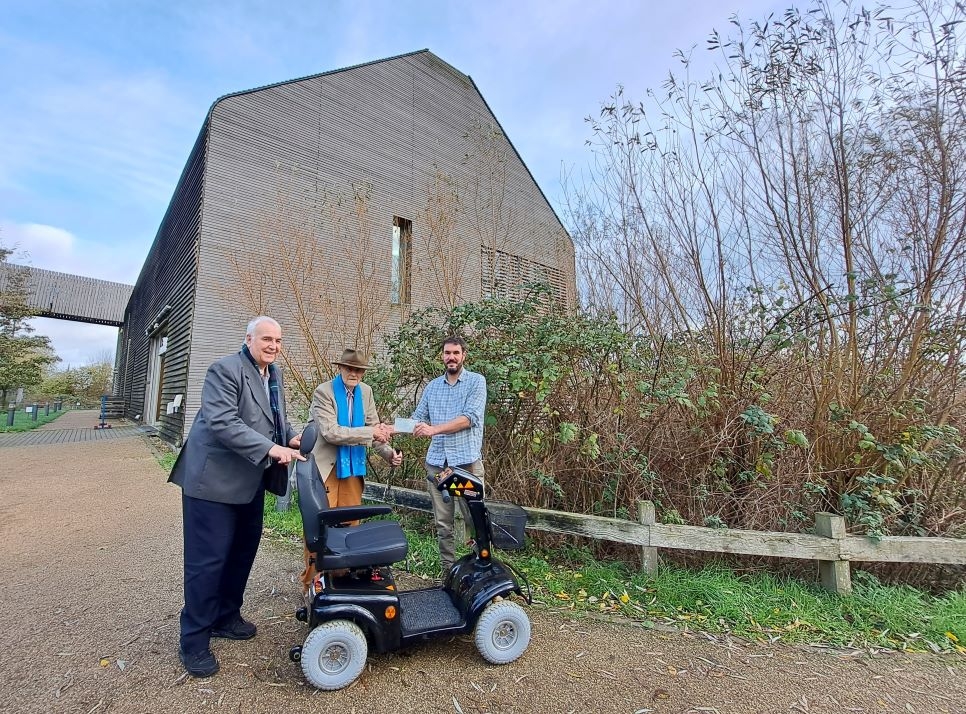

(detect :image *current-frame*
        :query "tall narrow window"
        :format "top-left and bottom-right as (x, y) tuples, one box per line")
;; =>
(391, 216), (412, 305)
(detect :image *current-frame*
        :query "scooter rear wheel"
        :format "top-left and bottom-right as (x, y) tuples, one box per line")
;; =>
(474, 600), (530, 664)
(301, 620), (368, 690)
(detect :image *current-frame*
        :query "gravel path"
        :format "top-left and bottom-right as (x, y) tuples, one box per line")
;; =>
(0, 412), (963, 714)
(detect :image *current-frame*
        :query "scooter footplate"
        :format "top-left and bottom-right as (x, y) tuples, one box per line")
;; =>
(398, 589), (462, 633)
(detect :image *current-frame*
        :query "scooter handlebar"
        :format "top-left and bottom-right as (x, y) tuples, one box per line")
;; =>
(428, 474), (451, 503)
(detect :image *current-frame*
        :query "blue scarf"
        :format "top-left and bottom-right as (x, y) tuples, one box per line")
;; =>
(241, 344), (285, 445)
(332, 374), (367, 478)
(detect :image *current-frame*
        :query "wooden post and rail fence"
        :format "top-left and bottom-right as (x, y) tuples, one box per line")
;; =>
(358, 481), (966, 595)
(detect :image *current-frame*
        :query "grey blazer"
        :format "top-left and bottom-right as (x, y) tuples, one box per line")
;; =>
(169, 351), (296, 504)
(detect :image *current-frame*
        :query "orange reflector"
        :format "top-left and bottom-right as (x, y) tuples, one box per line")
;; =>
(481, 549), (489, 558)
(385, 606), (397, 620)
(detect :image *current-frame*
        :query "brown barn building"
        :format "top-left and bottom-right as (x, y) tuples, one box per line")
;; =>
(114, 49), (576, 446)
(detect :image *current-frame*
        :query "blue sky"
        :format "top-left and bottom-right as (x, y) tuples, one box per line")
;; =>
(1, 0), (783, 366)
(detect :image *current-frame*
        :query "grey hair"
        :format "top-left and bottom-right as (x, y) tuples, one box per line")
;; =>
(246, 316), (280, 337)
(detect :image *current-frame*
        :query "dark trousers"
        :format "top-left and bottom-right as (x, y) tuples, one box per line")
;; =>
(180, 489), (264, 654)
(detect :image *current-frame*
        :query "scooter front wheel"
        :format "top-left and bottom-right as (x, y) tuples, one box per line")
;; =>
(301, 620), (368, 690)
(474, 600), (530, 665)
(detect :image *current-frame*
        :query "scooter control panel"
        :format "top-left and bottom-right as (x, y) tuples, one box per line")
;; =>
(434, 466), (484, 501)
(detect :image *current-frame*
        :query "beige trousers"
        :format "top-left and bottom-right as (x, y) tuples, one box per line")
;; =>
(425, 460), (484, 573)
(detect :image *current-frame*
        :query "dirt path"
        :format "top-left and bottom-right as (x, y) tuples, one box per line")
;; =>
(0, 413), (963, 714)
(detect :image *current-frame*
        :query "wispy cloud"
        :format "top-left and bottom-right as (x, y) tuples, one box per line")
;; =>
(1, 65), (196, 208)
(2, 221), (140, 284)
(28, 317), (119, 368)
(3, 220), (128, 365)
(1, 0), (787, 365)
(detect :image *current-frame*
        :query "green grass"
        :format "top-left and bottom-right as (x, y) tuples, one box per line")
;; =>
(156, 451), (177, 471)
(509, 549), (966, 653)
(263, 492), (305, 536)
(263, 493), (966, 654)
(0, 406), (68, 432)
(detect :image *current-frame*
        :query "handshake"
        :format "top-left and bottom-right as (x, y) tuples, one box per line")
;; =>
(373, 417), (434, 443)
(371, 422), (403, 468)
(371, 422), (395, 443)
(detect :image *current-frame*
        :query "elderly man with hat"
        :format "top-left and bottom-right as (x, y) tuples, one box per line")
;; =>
(299, 347), (403, 592)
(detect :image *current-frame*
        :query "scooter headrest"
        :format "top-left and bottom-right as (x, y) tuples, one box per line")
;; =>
(300, 423), (318, 455)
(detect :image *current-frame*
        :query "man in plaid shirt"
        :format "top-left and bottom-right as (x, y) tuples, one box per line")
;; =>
(411, 336), (487, 574)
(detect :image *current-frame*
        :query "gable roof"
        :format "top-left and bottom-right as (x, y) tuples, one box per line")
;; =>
(204, 49), (570, 240)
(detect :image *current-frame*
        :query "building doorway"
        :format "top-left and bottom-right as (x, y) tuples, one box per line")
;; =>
(144, 334), (167, 425)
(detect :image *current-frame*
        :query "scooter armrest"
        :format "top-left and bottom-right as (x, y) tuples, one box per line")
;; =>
(319, 505), (392, 525)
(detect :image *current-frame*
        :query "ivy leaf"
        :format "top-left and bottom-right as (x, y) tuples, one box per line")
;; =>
(558, 422), (579, 444)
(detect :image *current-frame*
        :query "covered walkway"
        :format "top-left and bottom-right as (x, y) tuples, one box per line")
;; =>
(0, 409), (143, 447)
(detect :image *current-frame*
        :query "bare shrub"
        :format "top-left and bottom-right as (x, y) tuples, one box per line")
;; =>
(225, 168), (392, 407)
(563, 0), (966, 537)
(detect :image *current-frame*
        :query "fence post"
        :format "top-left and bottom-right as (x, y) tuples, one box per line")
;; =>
(30, 403), (38, 421)
(814, 512), (852, 595)
(275, 462), (296, 512)
(454, 503), (467, 546)
(638, 500), (659, 575)
(6, 404), (14, 427)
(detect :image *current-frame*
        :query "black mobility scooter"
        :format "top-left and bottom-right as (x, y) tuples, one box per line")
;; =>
(289, 424), (532, 691)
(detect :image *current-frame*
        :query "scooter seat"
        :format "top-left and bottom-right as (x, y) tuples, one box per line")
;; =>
(317, 520), (408, 570)
(295, 423), (409, 571)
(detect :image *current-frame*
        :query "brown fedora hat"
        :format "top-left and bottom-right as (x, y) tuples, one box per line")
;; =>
(333, 348), (371, 370)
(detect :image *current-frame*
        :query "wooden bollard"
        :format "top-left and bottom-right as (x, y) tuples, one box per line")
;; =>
(815, 512), (852, 595)
(638, 500), (659, 575)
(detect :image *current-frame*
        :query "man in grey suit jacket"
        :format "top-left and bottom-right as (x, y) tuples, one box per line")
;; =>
(169, 316), (305, 678)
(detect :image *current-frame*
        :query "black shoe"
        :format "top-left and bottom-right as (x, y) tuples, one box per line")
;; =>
(211, 616), (257, 640)
(179, 648), (219, 677)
